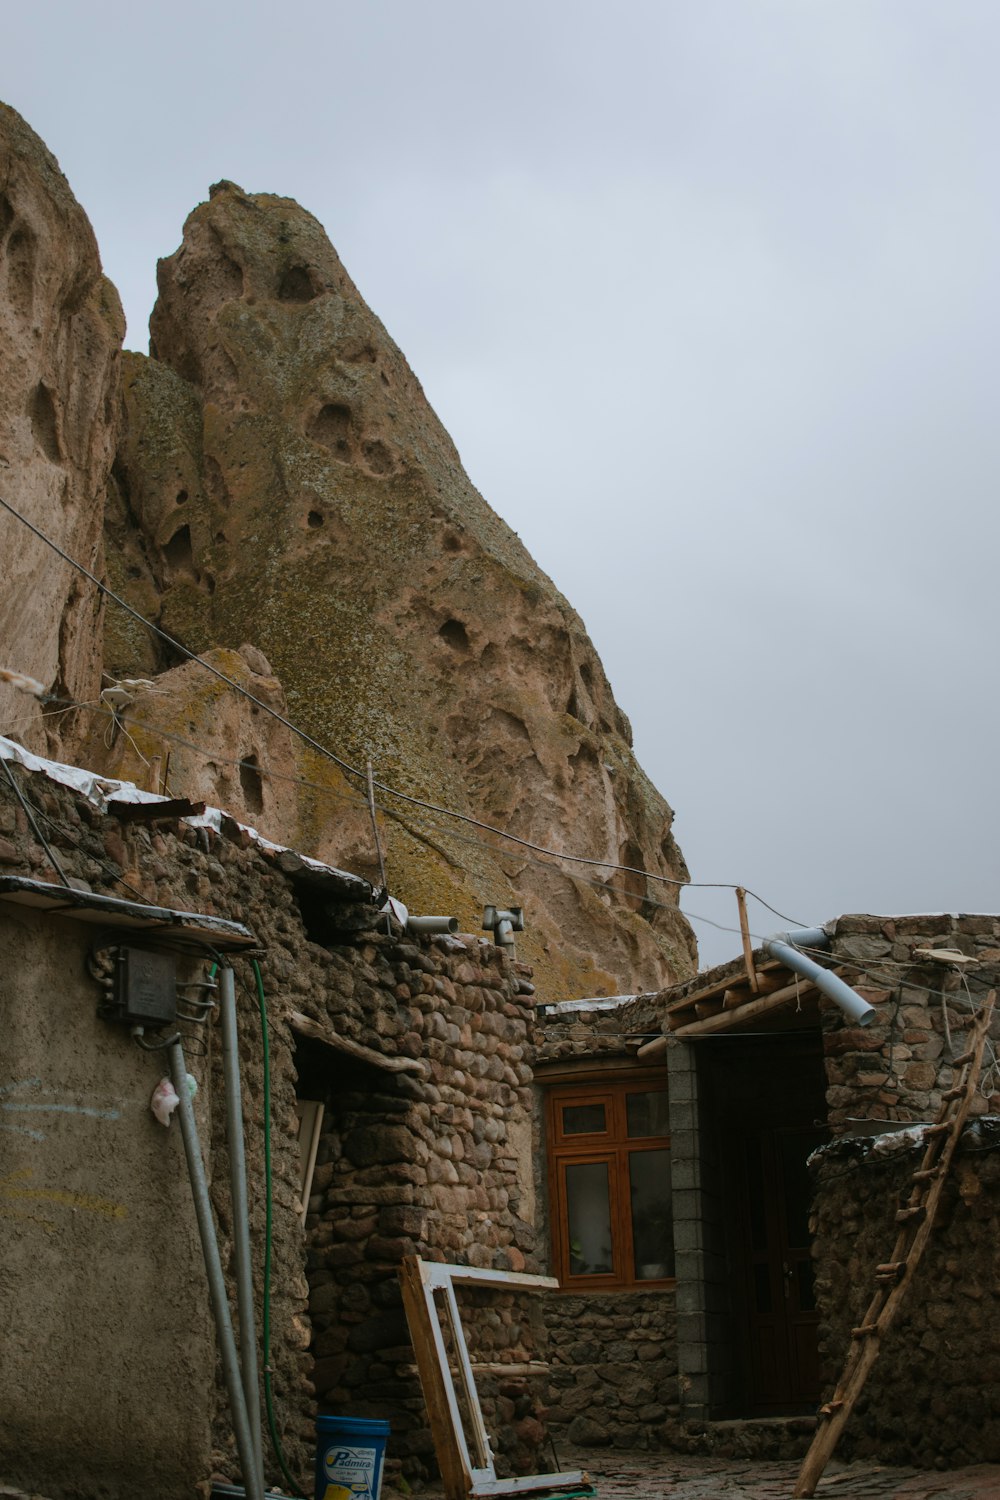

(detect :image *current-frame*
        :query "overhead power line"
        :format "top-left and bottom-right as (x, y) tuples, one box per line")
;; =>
(0, 493), (807, 931)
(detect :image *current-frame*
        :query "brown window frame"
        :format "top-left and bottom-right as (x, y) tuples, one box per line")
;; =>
(546, 1074), (674, 1292)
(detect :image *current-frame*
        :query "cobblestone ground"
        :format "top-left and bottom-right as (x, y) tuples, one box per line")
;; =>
(384, 1452), (1000, 1500)
(550, 1450), (1000, 1500)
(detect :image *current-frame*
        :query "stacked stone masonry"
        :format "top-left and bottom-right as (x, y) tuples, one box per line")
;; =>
(0, 760), (545, 1493)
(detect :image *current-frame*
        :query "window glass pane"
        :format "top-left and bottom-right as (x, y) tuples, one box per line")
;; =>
(626, 1090), (669, 1138)
(562, 1102), (607, 1135)
(629, 1148), (674, 1279)
(565, 1161), (613, 1275)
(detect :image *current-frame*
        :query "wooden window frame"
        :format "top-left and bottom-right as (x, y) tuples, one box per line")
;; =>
(546, 1074), (674, 1292)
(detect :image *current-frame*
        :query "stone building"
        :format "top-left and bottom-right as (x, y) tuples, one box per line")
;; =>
(0, 735), (546, 1498)
(532, 913), (1000, 1469)
(3, 729), (999, 1499)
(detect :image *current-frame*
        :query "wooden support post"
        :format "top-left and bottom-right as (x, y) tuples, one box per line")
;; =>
(735, 887), (759, 993)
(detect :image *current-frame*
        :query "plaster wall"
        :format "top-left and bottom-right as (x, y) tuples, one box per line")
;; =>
(0, 906), (214, 1499)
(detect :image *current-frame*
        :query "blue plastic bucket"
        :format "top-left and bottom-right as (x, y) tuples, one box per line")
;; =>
(315, 1415), (390, 1500)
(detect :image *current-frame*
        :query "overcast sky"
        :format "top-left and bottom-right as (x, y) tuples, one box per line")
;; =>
(6, 2), (998, 966)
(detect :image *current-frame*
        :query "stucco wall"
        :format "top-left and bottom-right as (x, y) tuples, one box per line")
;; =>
(0, 905), (214, 1498)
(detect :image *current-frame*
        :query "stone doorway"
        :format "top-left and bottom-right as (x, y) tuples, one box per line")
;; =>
(708, 1032), (828, 1416)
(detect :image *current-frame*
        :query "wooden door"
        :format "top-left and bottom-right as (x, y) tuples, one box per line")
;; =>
(739, 1124), (825, 1411)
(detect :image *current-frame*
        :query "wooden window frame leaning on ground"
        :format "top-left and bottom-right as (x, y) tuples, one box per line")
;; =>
(546, 1072), (674, 1291)
(399, 1256), (588, 1500)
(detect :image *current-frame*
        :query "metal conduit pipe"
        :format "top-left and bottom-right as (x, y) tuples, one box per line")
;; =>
(763, 927), (876, 1027)
(168, 1039), (266, 1500)
(220, 967), (265, 1493)
(406, 915), (459, 936)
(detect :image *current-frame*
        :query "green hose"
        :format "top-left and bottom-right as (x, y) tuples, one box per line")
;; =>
(251, 957), (310, 1500)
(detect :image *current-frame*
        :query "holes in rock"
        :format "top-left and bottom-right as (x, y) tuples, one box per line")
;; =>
(176, 489), (188, 504)
(30, 384), (60, 462)
(127, 565), (143, 580)
(0, 192), (14, 241)
(7, 227), (36, 317)
(205, 455), (232, 508)
(215, 531), (228, 545)
(344, 342), (377, 364)
(163, 525), (195, 576)
(239, 754), (264, 814)
(215, 250), (245, 304)
(277, 264), (318, 302)
(308, 403), (352, 458)
(618, 840), (648, 910)
(443, 532), (462, 554)
(362, 439), (393, 476)
(439, 619), (470, 651)
(307, 510), (324, 528)
(204, 573), (216, 595)
(566, 688), (581, 720)
(580, 662), (593, 690)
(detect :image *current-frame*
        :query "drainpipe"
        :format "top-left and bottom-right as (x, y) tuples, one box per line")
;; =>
(168, 1039), (265, 1500)
(220, 966), (265, 1493)
(763, 927), (876, 1027)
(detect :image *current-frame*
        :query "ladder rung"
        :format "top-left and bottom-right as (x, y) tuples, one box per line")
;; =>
(875, 1262), (906, 1280)
(895, 1205), (925, 1223)
(923, 1122), (952, 1136)
(819, 1399), (844, 1417)
(941, 1085), (966, 1101)
(952, 1050), (975, 1066)
(852, 1323), (880, 1339)
(912, 1167), (940, 1181)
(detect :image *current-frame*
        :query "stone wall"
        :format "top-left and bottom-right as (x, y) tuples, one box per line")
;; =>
(810, 1122), (1000, 1466)
(0, 749), (545, 1495)
(541, 1291), (677, 1452)
(809, 915), (1000, 1466)
(823, 914), (1000, 1129)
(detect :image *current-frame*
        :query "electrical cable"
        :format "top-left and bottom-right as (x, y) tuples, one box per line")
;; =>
(0, 695), (789, 945)
(0, 495), (808, 926)
(2, 755), (72, 887)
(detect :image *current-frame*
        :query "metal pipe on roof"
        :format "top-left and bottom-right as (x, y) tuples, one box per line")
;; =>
(763, 928), (876, 1027)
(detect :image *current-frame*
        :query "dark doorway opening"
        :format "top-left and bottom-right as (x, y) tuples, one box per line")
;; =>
(706, 1031), (828, 1416)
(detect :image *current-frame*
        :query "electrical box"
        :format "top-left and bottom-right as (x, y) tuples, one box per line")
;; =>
(110, 947), (178, 1026)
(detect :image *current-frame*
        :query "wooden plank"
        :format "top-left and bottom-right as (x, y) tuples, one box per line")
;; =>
(289, 1009), (426, 1075)
(662, 957), (787, 1016)
(470, 1362), (550, 1377)
(441, 1273), (494, 1471)
(470, 1475), (587, 1498)
(735, 887), (759, 993)
(793, 991), (995, 1498)
(424, 1263), (559, 1292)
(671, 977), (818, 1035)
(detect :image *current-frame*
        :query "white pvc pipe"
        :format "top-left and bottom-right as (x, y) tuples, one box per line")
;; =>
(764, 928), (876, 1027)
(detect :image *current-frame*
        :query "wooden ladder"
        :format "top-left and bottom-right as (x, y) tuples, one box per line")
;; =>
(793, 989), (995, 1499)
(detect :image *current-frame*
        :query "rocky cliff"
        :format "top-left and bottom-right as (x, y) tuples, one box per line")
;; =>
(0, 103), (123, 754)
(0, 106), (695, 996)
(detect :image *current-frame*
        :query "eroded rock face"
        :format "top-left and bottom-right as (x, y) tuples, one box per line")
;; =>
(105, 181), (695, 994)
(0, 103), (124, 754)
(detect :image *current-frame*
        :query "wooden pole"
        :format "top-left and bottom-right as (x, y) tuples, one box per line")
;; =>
(736, 887), (759, 993)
